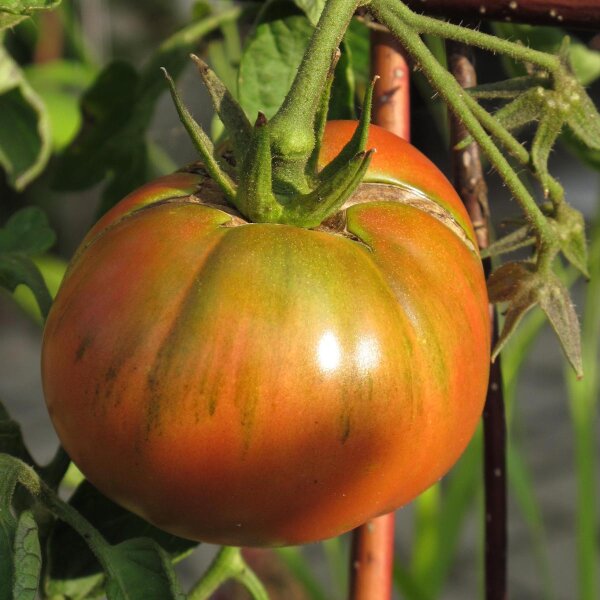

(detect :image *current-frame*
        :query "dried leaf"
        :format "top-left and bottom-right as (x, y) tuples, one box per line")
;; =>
(488, 261), (583, 377)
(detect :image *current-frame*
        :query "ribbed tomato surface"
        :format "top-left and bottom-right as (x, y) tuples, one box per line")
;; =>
(42, 122), (490, 546)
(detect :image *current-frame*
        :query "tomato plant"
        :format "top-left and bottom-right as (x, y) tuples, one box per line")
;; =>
(2, 0), (599, 598)
(41, 121), (490, 546)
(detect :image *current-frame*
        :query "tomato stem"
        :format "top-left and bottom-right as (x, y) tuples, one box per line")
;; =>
(188, 546), (269, 600)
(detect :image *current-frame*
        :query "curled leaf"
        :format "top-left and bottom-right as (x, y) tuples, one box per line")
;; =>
(488, 261), (583, 377)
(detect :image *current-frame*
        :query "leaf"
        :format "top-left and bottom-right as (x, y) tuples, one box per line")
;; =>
(344, 18), (369, 89)
(565, 83), (600, 152)
(328, 40), (355, 120)
(0, 206), (56, 255)
(24, 60), (96, 151)
(293, 0), (325, 25)
(0, 46), (51, 190)
(531, 108), (564, 192)
(12, 510), (41, 600)
(103, 538), (185, 600)
(488, 262), (583, 377)
(538, 275), (583, 377)
(46, 481), (196, 593)
(551, 203), (589, 278)
(493, 23), (600, 85)
(0, 1), (61, 15)
(0, 13), (26, 30)
(489, 262), (542, 361)
(52, 60), (141, 191)
(52, 8), (240, 211)
(0, 401), (35, 464)
(491, 87), (545, 133)
(0, 206), (55, 318)
(0, 254), (52, 319)
(0, 456), (20, 600)
(238, 13), (314, 121)
(480, 225), (535, 259)
(467, 76), (551, 100)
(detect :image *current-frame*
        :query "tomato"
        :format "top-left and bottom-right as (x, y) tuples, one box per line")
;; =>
(42, 121), (490, 546)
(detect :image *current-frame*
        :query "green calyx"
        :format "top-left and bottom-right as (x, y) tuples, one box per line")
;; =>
(163, 0), (371, 228)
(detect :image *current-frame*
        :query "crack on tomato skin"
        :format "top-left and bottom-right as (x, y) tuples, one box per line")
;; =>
(338, 183), (477, 254)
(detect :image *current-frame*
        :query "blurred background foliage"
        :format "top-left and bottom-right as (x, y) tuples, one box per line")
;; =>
(0, 1), (598, 598)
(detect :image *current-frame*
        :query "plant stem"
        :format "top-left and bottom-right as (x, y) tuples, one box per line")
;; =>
(371, 0), (556, 253)
(269, 0), (361, 158)
(403, 0), (600, 29)
(448, 41), (507, 600)
(375, 1), (560, 72)
(188, 547), (269, 600)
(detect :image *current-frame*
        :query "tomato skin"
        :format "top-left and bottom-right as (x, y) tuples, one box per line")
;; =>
(42, 122), (490, 546)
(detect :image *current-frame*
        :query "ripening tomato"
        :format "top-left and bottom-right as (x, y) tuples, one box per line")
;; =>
(42, 121), (490, 546)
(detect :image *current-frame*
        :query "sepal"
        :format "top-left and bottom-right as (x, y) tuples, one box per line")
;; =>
(162, 68), (237, 203)
(190, 54), (252, 164)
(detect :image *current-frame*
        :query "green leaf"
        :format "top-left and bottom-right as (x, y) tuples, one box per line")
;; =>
(12, 510), (41, 600)
(46, 481), (195, 594)
(0, 46), (51, 190)
(0, 254), (52, 319)
(531, 108), (564, 193)
(493, 23), (600, 85)
(491, 87), (544, 134)
(53, 8), (242, 210)
(328, 40), (355, 120)
(551, 203), (589, 278)
(52, 60), (141, 191)
(293, 0), (325, 25)
(480, 225), (535, 259)
(0, 455), (20, 600)
(344, 18), (369, 90)
(0, 401), (35, 464)
(0, 1), (61, 15)
(24, 60), (96, 151)
(238, 13), (314, 121)
(565, 84), (600, 152)
(0, 207), (56, 255)
(0, 206), (55, 319)
(468, 76), (551, 100)
(0, 13), (26, 30)
(11, 254), (66, 324)
(103, 538), (185, 600)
